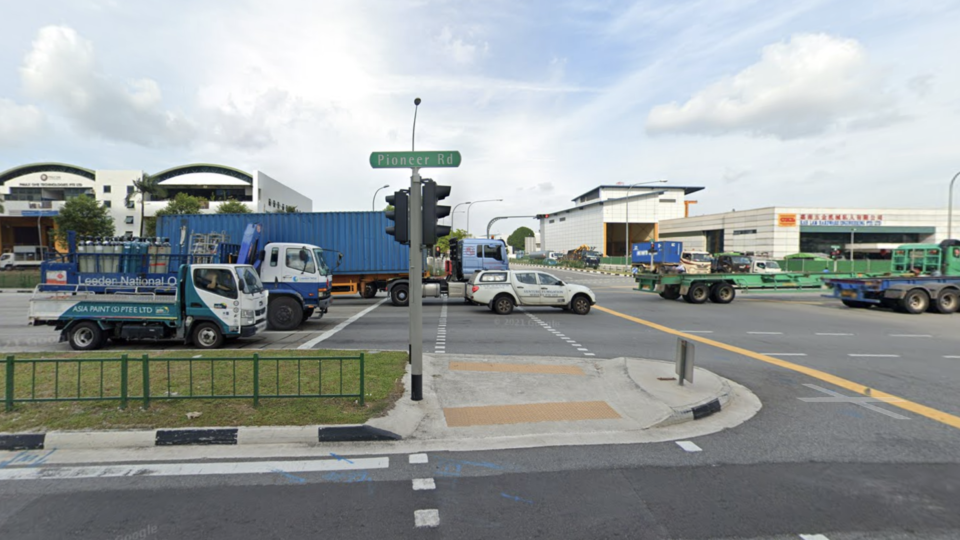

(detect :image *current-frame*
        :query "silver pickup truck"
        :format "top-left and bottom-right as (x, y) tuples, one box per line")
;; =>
(466, 269), (596, 315)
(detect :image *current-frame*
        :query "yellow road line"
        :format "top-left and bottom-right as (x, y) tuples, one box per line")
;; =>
(595, 304), (960, 431)
(449, 361), (584, 376)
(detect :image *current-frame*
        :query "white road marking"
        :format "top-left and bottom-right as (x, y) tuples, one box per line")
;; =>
(675, 441), (702, 452)
(747, 331), (783, 335)
(761, 353), (808, 357)
(584, 353), (596, 357)
(800, 535), (831, 540)
(679, 330), (713, 334)
(944, 356), (960, 359)
(412, 478), (436, 491)
(414, 509), (440, 528)
(848, 354), (900, 358)
(298, 298), (389, 349)
(409, 453), (429, 464)
(577, 348), (588, 351)
(571, 343), (582, 347)
(0, 457), (389, 481)
(799, 384), (910, 420)
(816, 333), (853, 336)
(889, 334), (931, 338)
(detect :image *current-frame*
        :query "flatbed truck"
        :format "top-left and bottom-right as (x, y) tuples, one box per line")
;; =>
(636, 271), (870, 305)
(29, 263), (268, 350)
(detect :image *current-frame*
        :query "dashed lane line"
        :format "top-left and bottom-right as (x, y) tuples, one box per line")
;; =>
(414, 509), (440, 528)
(747, 331), (783, 335)
(848, 354), (900, 358)
(594, 304), (960, 432)
(889, 334), (931, 338)
(799, 535), (831, 540)
(409, 453), (429, 464)
(412, 478), (436, 491)
(675, 441), (702, 452)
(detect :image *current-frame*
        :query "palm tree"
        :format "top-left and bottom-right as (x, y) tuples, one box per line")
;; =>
(127, 175), (167, 237)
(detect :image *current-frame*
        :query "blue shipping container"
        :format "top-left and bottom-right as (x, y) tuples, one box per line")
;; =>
(631, 241), (682, 265)
(156, 211), (410, 275)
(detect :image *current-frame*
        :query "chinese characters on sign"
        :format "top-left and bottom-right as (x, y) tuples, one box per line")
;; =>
(798, 213), (884, 226)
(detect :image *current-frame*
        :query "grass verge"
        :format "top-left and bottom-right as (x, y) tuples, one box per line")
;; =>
(0, 349), (408, 432)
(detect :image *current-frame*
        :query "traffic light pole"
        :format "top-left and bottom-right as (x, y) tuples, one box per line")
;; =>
(409, 167), (424, 401)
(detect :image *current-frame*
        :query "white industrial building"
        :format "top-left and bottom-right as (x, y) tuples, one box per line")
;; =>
(539, 184), (704, 256)
(659, 207), (954, 259)
(0, 163), (312, 250)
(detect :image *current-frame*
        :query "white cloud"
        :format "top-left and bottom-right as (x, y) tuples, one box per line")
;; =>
(0, 98), (45, 146)
(20, 25), (195, 147)
(436, 27), (489, 65)
(646, 33), (894, 139)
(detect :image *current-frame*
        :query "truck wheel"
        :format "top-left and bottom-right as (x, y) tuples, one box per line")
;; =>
(268, 296), (304, 330)
(683, 282), (710, 304)
(900, 289), (930, 314)
(659, 286), (681, 300)
(301, 307), (315, 323)
(570, 294), (591, 315)
(69, 321), (103, 351)
(361, 283), (378, 299)
(709, 283), (736, 304)
(933, 289), (960, 314)
(390, 285), (409, 307)
(493, 295), (515, 315)
(192, 321), (225, 349)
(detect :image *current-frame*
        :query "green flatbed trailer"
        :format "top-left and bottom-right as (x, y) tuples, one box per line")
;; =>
(635, 271), (875, 305)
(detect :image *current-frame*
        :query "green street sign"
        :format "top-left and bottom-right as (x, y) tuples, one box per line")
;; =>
(370, 151), (461, 169)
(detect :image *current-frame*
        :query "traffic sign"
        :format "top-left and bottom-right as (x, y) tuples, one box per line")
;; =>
(369, 151), (461, 169)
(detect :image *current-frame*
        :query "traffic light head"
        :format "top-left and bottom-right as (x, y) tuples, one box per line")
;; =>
(385, 190), (409, 244)
(422, 179), (451, 246)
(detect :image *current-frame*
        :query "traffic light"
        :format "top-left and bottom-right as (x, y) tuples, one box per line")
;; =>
(422, 179), (451, 246)
(385, 190), (409, 244)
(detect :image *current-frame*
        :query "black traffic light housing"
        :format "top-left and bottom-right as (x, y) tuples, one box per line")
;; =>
(385, 190), (409, 244)
(422, 179), (451, 246)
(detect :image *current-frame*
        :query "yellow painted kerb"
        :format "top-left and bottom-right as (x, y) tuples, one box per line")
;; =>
(595, 304), (960, 431)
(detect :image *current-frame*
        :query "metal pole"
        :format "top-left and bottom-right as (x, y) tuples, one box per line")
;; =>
(451, 202), (470, 232)
(372, 185), (389, 211)
(410, 168), (423, 401)
(949, 171), (960, 240)
(849, 229), (854, 266)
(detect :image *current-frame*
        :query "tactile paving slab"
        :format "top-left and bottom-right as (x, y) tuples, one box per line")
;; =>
(448, 361), (584, 376)
(444, 400), (621, 427)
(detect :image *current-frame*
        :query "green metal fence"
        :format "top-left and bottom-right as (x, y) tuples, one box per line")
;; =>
(0, 271), (41, 289)
(776, 259), (892, 274)
(3, 353), (364, 411)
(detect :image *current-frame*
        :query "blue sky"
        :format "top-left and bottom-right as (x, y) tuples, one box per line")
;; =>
(1, 0), (959, 236)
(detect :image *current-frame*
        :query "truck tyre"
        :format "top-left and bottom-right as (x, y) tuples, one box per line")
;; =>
(361, 283), (378, 299)
(390, 285), (409, 307)
(301, 307), (315, 323)
(683, 282), (710, 304)
(192, 321), (225, 349)
(570, 294), (591, 315)
(709, 283), (736, 304)
(493, 295), (515, 315)
(659, 286), (681, 300)
(269, 296), (304, 330)
(933, 289), (960, 314)
(69, 321), (103, 351)
(841, 300), (871, 309)
(900, 289), (930, 314)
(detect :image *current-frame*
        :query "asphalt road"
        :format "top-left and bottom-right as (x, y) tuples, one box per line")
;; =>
(2, 268), (960, 538)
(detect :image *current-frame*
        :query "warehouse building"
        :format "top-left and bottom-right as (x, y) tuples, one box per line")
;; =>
(659, 207), (953, 259)
(0, 162), (312, 253)
(539, 184), (704, 256)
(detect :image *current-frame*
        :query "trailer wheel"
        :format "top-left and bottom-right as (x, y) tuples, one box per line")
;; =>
(390, 285), (409, 307)
(493, 294), (515, 315)
(659, 286), (681, 300)
(69, 321), (103, 351)
(709, 283), (736, 304)
(570, 294), (591, 315)
(900, 289), (930, 314)
(841, 300), (871, 309)
(683, 282), (710, 304)
(268, 296), (304, 330)
(192, 321), (225, 349)
(933, 289), (960, 314)
(361, 283), (378, 299)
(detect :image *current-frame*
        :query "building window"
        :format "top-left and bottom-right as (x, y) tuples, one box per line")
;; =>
(103, 185), (111, 194)
(559, 217), (566, 222)
(127, 185), (134, 194)
(125, 216), (134, 224)
(126, 200), (135, 209)
(124, 231), (133, 239)
(103, 201), (111, 208)
(733, 229), (757, 235)
(549, 219), (555, 224)
(660, 198), (676, 203)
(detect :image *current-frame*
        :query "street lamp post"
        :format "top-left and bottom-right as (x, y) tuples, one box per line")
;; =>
(466, 199), (503, 238)
(849, 228), (856, 266)
(451, 201), (471, 231)
(948, 170), (960, 240)
(625, 180), (667, 260)
(372, 184), (390, 211)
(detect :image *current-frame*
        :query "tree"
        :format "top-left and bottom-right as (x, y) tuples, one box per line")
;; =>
(216, 199), (252, 214)
(126, 175), (167, 237)
(436, 228), (470, 254)
(54, 195), (114, 245)
(507, 226), (535, 252)
(278, 205), (298, 213)
(146, 193), (208, 236)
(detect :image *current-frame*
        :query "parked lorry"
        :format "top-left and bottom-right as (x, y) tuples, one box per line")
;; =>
(0, 246), (45, 270)
(465, 269), (596, 315)
(29, 263), (268, 350)
(386, 237), (509, 306)
(824, 240), (960, 314)
(40, 227), (333, 331)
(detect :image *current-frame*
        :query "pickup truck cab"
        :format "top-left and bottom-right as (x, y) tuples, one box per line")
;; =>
(466, 270), (596, 315)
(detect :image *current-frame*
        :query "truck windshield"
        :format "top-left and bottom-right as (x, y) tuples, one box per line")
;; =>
(238, 266), (264, 294)
(732, 256), (751, 265)
(763, 261), (781, 269)
(313, 249), (330, 276)
(684, 253), (712, 263)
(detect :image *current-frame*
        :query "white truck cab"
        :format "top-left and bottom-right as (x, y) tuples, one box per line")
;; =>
(466, 270), (596, 315)
(751, 259), (782, 274)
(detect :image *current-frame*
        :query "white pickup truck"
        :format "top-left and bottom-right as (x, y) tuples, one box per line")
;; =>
(466, 269), (596, 315)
